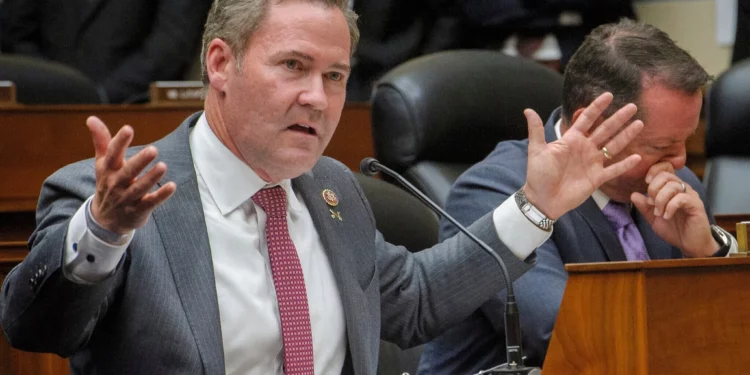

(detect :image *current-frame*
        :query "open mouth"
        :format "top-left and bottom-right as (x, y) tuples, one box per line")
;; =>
(288, 124), (317, 136)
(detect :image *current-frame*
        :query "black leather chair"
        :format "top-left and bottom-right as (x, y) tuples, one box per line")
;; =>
(0, 54), (103, 104)
(355, 173), (438, 252)
(371, 50), (563, 208)
(354, 173), (438, 375)
(703, 58), (750, 214)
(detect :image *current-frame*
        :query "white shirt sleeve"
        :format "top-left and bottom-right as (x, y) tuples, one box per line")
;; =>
(64, 196), (134, 284)
(492, 192), (552, 261)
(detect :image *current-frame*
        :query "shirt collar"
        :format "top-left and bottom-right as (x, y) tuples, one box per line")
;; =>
(189, 113), (303, 215)
(554, 118), (610, 210)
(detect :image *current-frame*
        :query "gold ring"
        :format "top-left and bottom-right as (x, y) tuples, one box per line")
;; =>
(680, 182), (687, 193)
(601, 146), (613, 160)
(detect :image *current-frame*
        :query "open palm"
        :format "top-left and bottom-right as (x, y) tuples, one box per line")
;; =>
(522, 93), (644, 220)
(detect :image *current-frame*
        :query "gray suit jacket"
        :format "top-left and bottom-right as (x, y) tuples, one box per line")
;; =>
(0, 113), (533, 375)
(418, 108), (713, 374)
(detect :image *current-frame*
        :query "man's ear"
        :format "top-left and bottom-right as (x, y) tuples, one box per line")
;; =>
(205, 38), (235, 92)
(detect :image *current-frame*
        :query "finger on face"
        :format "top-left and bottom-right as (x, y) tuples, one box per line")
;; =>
(647, 171), (681, 203)
(589, 103), (638, 147)
(653, 180), (684, 218)
(599, 154), (642, 185)
(570, 92), (614, 134)
(87, 116), (113, 159)
(104, 125), (135, 170)
(125, 161), (167, 201)
(645, 161), (676, 184)
(600, 119), (643, 156)
(525, 108), (545, 149)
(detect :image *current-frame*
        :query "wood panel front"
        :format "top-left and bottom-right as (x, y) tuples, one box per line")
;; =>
(546, 257), (750, 374)
(644, 265), (750, 374)
(0, 242), (70, 375)
(544, 269), (648, 375)
(0, 103), (372, 213)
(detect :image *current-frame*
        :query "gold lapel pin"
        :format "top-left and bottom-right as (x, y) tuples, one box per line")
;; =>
(322, 189), (343, 221)
(329, 209), (343, 221)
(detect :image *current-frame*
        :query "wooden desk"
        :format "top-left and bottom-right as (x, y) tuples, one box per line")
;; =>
(0, 103), (372, 213)
(545, 257), (750, 374)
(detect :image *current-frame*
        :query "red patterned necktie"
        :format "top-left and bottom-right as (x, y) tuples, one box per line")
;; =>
(252, 186), (315, 375)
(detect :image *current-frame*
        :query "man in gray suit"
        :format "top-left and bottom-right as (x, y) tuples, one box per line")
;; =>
(418, 19), (738, 374)
(0, 1), (644, 374)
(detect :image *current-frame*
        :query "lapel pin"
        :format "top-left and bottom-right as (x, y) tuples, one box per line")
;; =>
(322, 189), (342, 221)
(330, 209), (343, 221)
(322, 189), (339, 207)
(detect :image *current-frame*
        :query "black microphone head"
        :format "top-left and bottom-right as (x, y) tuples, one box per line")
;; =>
(359, 157), (380, 176)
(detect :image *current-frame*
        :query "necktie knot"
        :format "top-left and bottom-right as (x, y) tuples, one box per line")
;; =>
(252, 186), (287, 217)
(601, 201), (634, 230)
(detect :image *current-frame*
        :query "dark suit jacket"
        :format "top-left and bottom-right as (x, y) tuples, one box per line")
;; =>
(0, 0), (211, 103)
(418, 108), (714, 374)
(0, 113), (534, 375)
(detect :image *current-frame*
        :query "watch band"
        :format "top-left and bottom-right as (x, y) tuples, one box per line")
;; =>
(710, 224), (731, 257)
(515, 189), (555, 231)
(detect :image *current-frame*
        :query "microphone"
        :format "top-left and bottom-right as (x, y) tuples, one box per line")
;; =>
(360, 158), (539, 375)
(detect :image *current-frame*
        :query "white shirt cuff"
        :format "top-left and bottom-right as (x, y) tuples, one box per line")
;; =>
(64, 196), (133, 283)
(492, 193), (553, 261)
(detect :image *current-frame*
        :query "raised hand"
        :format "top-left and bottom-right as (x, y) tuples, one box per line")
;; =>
(522, 93), (643, 220)
(630, 162), (718, 257)
(87, 116), (176, 234)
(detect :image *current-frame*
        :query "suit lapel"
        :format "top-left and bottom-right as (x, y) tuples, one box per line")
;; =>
(575, 199), (628, 261)
(292, 169), (372, 375)
(545, 108), (628, 261)
(543, 108), (560, 143)
(150, 113), (226, 374)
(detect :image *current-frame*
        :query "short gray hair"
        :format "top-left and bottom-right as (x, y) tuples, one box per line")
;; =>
(200, 0), (359, 84)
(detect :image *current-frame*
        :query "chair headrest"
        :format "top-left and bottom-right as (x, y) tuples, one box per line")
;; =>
(0, 54), (102, 104)
(706, 58), (750, 158)
(371, 50), (563, 173)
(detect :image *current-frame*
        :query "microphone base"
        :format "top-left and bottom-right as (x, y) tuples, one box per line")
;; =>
(475, 364), (542, 375)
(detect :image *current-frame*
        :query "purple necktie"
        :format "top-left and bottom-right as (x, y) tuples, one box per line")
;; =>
(252, 186), (315, 375)
(601, 201), (650, 261)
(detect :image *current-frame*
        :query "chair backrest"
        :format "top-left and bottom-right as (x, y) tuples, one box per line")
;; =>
(371, 50), (563, 207)
(0, 54), (102, 104)
(354, 173), (437, 375)
(703, 58), (750, 214)
(354, 173), (438, 252)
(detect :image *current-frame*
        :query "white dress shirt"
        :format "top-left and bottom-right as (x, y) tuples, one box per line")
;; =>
(63, 113), (552, 373)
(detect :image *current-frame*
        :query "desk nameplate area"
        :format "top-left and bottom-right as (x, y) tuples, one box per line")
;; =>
(0, 81), (17, 106)
(149, 81), (204, 106)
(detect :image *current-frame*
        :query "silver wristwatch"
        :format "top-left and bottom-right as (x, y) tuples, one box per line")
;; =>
(515, 188), (556, 232)
(710, 224), (731, 256)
